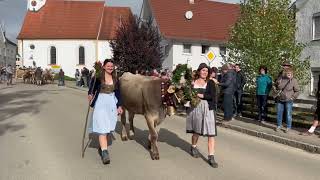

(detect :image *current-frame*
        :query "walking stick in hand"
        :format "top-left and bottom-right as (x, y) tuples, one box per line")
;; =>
(81, 104), (91, 158)
(81, 77), (96, 158)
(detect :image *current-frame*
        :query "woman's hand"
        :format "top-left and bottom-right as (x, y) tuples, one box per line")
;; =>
(197, 94), (204, 98)
(117, 107), (124, 115)
(88, 95), (93, 102)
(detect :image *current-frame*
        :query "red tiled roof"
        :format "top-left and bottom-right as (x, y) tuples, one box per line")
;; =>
(98, 7), (132, 40)
(148, 0), (240, 42)
(17, 0), (132, 40)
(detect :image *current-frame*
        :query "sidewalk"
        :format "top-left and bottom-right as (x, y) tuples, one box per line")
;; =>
(65, 80), (320, 154)
(65, 80), (88, 92)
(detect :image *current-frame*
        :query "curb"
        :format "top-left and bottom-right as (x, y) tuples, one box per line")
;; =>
(220, 123), (320, 154)
(176, 112), (320, 154)
(65, 84), (88, 92)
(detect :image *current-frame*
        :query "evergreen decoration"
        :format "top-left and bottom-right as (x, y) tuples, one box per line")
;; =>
(93, 61), (103, 78)
(172, 64), (200, 107)
(227, 0), (310, 92)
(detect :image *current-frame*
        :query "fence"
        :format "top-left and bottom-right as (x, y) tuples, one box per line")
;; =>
(228, 93), (317, 128)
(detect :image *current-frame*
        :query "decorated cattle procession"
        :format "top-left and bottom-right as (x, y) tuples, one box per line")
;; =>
(82, 60), (219, 168)
(16, 67), (55, 85)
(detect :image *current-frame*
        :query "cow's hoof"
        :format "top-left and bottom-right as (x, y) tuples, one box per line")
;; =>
(121, 136), (128, 141)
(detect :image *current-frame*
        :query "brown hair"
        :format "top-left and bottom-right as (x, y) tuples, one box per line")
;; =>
(194, 63), (209, 80)
(100, 59), (117, 84)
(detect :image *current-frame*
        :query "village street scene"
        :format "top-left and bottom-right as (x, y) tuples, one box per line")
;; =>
(1, 0), (320, 179)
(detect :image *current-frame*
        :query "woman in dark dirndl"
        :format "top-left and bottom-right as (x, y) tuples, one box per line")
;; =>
(88, 59), (123, 165)
(186, 63), (218, 168)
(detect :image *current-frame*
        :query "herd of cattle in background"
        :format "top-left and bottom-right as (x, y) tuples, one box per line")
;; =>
(16, 67), (55, 86)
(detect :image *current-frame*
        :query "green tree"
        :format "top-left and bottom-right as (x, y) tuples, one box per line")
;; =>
(111, 15), (163, 73)
(227, 0), (310, 92)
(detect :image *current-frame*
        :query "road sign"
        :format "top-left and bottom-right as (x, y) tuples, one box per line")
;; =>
(205, 50), (216, 62)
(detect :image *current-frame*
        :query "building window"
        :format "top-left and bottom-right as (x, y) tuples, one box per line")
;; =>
(313, 14), (320, 40)
(183, 44), (192, 54)
(220, 46), (227, 56)
(79, 46), (85, 65)
(202, 45), (210, 54)
(30, 44), (35, 50)
(50, 46), (56, 65)
(164, 45), (170, 56)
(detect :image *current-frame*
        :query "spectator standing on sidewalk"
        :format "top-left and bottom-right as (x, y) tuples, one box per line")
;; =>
(234, 64), (246, 117)
(6, 64), (13, 86)
(209, 67), (219, 111)
(256, 66), (272, 123)
(81, 67), (89, 87)
(58, 69), (65, 86)
(75, 69), (81, 87)
(215, 64), (236, 121)
(302, 75), (320, 136)
(275, 68), (299, 133)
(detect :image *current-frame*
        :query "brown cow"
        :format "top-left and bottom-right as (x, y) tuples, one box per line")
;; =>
(120, 73), (169, 160)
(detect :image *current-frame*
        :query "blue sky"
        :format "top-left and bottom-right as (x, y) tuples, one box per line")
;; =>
(0, 0), (240, 42)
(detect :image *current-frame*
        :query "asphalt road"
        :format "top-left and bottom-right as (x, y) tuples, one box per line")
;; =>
(0, 83), (319, 180)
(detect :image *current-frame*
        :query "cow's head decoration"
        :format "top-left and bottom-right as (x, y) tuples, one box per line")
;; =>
(161, 64), (197, 116)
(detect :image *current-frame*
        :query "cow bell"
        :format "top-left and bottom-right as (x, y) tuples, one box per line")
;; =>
(167, 106), (176, 116)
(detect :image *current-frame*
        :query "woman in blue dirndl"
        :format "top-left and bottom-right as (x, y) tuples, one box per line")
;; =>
(88, 59), (123, 165)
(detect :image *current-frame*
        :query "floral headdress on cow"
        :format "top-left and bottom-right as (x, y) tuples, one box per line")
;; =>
(172, 64), (200, 107)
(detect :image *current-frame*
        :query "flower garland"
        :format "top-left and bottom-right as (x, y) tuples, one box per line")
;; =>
(172, 64), (200, 107)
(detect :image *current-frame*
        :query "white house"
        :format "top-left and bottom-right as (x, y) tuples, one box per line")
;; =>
(0, 24), (17, 67)
(18, 0), (131, 77)
(141, 0), (240, 70)
(294, 0), (320, 95)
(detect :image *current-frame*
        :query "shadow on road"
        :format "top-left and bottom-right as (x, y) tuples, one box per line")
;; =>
(0, 123), (25, 136)
(0, 89), (56, 136)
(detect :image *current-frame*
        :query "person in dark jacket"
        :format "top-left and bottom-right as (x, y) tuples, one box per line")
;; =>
(81, 67), (89, 87)
(88, 59), (123, 165)
(214, 64), (236, 121)
(234, 64), (246, 116)
(187, 63), (218, 168)
(58, 69), (65, 86)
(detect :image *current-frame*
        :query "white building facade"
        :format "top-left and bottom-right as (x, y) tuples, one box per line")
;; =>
(0, 25), (17, 67)
(141, 0), (239, 70)
(295, 0), (320, 95)
(18, 39), (113, 76)
(18, 0), (131, 77)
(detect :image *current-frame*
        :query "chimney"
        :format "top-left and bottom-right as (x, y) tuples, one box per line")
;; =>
(189, 0), (194, 4)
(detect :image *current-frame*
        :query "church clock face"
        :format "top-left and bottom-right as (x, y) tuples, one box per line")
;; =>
(28, 0), (46, 12)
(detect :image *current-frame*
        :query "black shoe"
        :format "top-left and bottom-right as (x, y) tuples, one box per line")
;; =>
(190, 146), (200, 158)
(208, 155), (218, 168)
(101, 150), (110, 164)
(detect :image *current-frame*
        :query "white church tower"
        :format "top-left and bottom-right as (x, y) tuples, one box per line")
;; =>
(28, 0), (47, 12)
